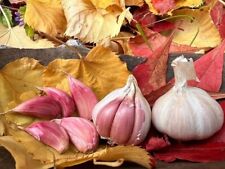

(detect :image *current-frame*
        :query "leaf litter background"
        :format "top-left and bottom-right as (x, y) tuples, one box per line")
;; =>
(0, 0), (225, 169)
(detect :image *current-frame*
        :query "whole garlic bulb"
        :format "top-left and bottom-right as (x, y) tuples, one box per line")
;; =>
(92, 75), (151, 145)
(152, 56), (224, 141)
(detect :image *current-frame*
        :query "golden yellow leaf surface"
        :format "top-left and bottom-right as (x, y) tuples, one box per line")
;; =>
(0, 25), (54, 48)
(125, 0), (144, 6)
(43, 46), (130, 99)
(172, 7), (221, 48)
(61, 0), (131, 43)
(90, 0), (121, 9)
(6, 124), (152, 168)
(145, 0), (203, 15)
(0, 117), (5, 136)
(24, 0), (66, 36)
(0, 136), (47, 169)
(0, 58), (44, 112)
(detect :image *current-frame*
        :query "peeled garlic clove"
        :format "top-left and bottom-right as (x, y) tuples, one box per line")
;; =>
(25, 121), (69, 153)
(38, 87), (75, 117)
(152, 56), (224, 141)
(92, 75), (151, 145)
(12, 96), (61, 119)
(68, 75), (98, 120)
(54, 117), (99, 153)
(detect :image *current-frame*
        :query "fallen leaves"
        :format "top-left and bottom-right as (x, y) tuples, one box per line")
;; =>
(61, 0), (131, 43)
(132, 32), (173, 95)
(24, 0), (66, 36)
(0, 58), (44, 112)
(43, 45), (130, 99)
(190, 39), (225, 92)
(0, 24), (54, 48)
(172, 7), (221, 48)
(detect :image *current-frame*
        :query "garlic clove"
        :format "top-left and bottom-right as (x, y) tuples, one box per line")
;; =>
(54, 117), (99, 153)
(152, 56), (224, 141)
(25, 121), (69, 153)
(127, 85), (151, 145)
(12, 96), (61, 119)
(38, 87), (75, 117)
(68, 75), (98, 120)
(110, 82), (136, 144)
(92, 75), (151, 145)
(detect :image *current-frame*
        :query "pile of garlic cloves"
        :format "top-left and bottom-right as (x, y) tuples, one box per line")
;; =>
(9, 56), (225, 154)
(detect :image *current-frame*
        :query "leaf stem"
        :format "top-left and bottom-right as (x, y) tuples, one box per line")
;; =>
(40, 32), (83, 59)
(136, 22), (152, 51)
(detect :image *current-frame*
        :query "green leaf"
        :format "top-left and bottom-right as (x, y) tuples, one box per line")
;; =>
(0, 8), (13, 27)
(18, 6), (26, 17)
(24, 24), (35, 39)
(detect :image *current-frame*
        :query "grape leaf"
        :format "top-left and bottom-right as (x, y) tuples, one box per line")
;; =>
(0, 8), (13, 27)
(172, 7), (221, 48)
(42, 45), (130, 99)
(61, 0), (132, 43)
(0, 58), (44, 113)
(125, 0), (144, 6)
(24, 0), (66, 36)
(0, 24), (54, 48)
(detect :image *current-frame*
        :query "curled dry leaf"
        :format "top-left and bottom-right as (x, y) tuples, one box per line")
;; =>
(0, 25), (54, 48)
(62, 0), (132, 43)
(145, 0), (203, 15)
(43, 45), (130, 99)
(5, 124), (153, 168)
(24, 0), (66, 36)
(172, 7), (221, 48)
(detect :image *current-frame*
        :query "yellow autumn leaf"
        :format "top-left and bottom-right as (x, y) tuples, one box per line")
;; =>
(145, 0), (203, 15)
(0, 25), (54, 48)
(0, 136), (47, 169)
(0, 117), (5, 136)
(172, 7), (221, 48)
(24, 0), (66, 36)
(61, 0), (132, 43)
(0, 57), (44, 113)
(43, 45), (130, 99)
(7, 124), (153, 168)
(90, 0), (122, 9)
(125, 0), (144, 6)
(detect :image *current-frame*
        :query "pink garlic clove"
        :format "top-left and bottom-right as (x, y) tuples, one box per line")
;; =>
(25, 121), (69, 153)
(38, 87), (75, 117)
(54, 117), (99, 153)
(68, 75), (98, 120)
(12, 96), (61, 119)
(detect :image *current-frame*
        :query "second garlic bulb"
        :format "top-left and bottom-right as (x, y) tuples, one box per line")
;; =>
(92, 75), (151, 145)
(152, 56), (224, 141)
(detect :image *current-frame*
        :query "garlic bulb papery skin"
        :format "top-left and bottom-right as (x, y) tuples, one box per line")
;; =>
(92, 75), (151, 145)
(152, 56), (224, 141)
